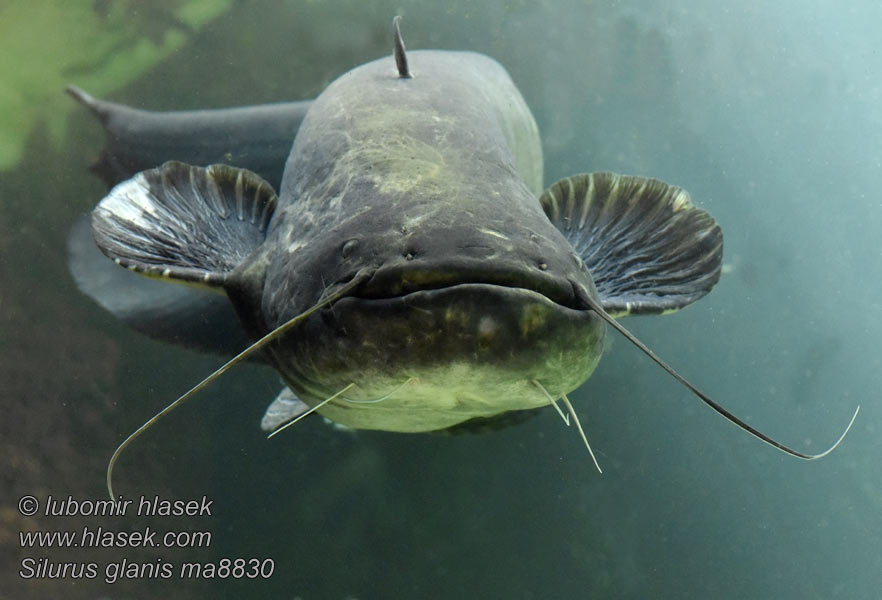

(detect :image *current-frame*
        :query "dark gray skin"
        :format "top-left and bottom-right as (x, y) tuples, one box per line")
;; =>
(67, 85), (310, 190)
(80, 23), (854, 472)
(226, 51), (606, 431)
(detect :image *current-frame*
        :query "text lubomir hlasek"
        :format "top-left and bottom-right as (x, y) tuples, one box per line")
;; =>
(42, 495), (212, 517)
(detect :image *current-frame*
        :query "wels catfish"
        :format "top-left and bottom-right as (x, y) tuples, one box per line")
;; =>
(68, 18), (857, 496)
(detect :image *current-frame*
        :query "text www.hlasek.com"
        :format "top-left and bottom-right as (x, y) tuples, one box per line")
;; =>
(17, 494), (274, 582)
(20, 526), (211, 549)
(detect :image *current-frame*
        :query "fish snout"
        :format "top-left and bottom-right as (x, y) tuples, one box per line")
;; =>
(340, 221), (591, 309)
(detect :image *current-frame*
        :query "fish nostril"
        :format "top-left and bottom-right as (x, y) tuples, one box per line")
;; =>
(342, 239), (359, 258)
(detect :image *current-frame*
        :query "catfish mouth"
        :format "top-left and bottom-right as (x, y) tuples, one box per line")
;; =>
(353, 261), (582, 309)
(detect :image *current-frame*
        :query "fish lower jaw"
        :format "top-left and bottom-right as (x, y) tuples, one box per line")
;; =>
(273, 282), (606, 432)
(291, 364), (594, 433)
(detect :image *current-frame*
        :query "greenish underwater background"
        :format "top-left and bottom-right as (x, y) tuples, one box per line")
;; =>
(2, 0), (880, 598)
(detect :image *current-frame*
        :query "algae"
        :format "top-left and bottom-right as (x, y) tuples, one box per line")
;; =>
(0, 0), (232, 170)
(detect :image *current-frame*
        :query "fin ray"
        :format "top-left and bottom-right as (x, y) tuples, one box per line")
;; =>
(541, 172), (722, 316)
(92, 161), (277, 287)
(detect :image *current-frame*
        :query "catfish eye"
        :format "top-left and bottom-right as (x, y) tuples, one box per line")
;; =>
(341, 239), (359, 258)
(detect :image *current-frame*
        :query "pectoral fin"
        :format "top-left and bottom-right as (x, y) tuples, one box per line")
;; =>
(92, 161), (277, 289)
(541, 172), (722, 316)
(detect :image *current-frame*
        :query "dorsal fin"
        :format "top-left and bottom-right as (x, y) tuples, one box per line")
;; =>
(393, 16), (411, 79)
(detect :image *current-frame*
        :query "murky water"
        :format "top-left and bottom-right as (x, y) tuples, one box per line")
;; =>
(3, 1), (880, 598)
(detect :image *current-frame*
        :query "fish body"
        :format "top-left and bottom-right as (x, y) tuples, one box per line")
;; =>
(226, 51), (604, 431)
(70, 29), (721, 436)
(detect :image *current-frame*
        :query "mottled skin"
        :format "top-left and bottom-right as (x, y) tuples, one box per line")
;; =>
(75, 31), (847, 464)
(227, 51), (605, 431)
